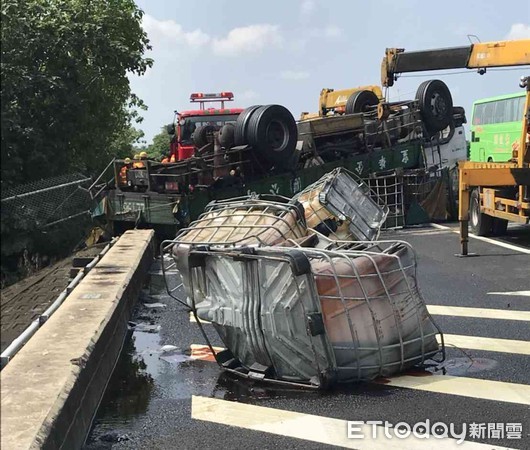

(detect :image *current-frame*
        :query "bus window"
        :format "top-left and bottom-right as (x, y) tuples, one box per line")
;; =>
(504, 98), (515, 122)
(483, 102), (494, 125)
(472, 103), (484, 125)
(514, 96), (525, 121)
(494, 100), (506, 124)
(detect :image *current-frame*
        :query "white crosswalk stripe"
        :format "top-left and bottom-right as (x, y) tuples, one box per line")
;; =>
(191, 396), (515, 449)
(176, 214), (530, 449)
(189, 312), (210, 323)
(375, 374), (530, 406)
(189, 300), (529, 447)
(441, 334), (530, 355)
(194, 306), (530, 323)
(190, 334), (530, 405)
(487, 291), (530, 297)
(429, 223), (530, 254)
(428, 305), (530, 321)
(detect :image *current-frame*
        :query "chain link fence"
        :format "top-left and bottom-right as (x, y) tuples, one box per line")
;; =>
(1, 173), (93, 230)
(1, 174), (96, 287)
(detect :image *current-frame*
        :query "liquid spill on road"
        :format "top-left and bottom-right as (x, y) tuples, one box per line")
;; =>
(440, 357), (498, 375)
(84, 264), (450, 448)
(84, 270), (226, 448)
(84, 330), (155, 447)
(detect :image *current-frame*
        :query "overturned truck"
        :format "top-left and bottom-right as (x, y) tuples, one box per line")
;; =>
(164, 169), (444, 388)
(91, 81), (466, 236)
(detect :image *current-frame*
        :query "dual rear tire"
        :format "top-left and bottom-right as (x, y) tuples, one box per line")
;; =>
(469, 188), (508, 236)
(234, 104), (298, 169)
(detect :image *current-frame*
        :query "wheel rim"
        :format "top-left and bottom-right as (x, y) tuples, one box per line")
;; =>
(360, 101), (371, 112)
(428, 92), (449, 121)
(470, 195), (479, 227)
(266, 120), (288, 151)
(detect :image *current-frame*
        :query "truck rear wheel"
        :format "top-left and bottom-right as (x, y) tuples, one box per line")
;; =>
(469, 188), (492, 236)
(345, 90), (379, 114)
(219, 123), (235, 148)
(416, 79), (453, 135)
(246, 104), (297, 169)
(234, 105), (261, 145)
(193, 125), (215, 148)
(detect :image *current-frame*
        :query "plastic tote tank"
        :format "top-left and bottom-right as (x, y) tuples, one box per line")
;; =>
(293, 168), (389, 241)
(174, 194), (307, 247)
(178, 241), (443, 388)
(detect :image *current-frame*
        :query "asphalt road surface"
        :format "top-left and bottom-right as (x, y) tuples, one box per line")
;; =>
(85, 223), (530, 450)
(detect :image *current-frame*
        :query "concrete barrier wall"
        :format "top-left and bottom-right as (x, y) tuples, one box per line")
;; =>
(1, 230), (155, 450)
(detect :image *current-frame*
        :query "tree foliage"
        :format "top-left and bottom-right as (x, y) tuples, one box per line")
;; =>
(0, 0), (153, 189)
(0, 0), (153, 286)
(145, 125), (173, 161)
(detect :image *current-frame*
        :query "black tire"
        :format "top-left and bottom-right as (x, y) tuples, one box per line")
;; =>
(469, 188), (492, 236)
(246, 104), (297, 168)
(491, 218), (508, 236)
(218, 123), (235, 148)
(192, 125), (215, 148)
(345, 90), (379, 114)
(416, 79), (453, 135)
(234, 105), (261, 145)
(452, 106), (466, 125)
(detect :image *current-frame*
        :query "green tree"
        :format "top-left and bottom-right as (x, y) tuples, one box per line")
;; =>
(1, 0), (153, 188)
(109, 126), (146, 160)
(145, 125), (173, 161)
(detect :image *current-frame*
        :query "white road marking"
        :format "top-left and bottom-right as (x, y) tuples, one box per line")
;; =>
(441, 334), (530, 355)
(428, 305), (530, 321)
(189, 312), (211, 323)
(191, 341), (530, 404)
(194, 306), (530, 323)
(379, 374), (530, 405)
(487, 291), (530, 297)
(191, 396), (511, 449)
(392, 229), (450, 236)
(429, 222), (530, 254)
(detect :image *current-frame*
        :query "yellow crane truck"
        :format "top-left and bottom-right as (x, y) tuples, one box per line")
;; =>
(381, 39), (530, 255)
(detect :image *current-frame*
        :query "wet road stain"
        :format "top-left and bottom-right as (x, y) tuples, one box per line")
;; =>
(441, 357), (498, 375)
(85, 266), (450, 448)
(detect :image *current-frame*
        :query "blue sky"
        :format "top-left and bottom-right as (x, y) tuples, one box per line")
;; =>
(130, 0), (530, 144)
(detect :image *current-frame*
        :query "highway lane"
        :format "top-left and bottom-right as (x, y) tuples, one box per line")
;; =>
(85, 224), (530, 449)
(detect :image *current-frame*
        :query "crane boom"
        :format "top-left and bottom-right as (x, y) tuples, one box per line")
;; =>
(382, 39), (530, 87)
(380, 39), (530, 256)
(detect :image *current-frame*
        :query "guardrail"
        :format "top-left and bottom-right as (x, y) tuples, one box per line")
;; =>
(0, 238), (118, 369)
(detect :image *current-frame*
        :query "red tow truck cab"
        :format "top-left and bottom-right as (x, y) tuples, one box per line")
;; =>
(171, 92), (244, 161)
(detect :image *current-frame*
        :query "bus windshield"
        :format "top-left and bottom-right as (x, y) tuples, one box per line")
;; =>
(469, 92), (525, 162)
(180, 114), (239, 144)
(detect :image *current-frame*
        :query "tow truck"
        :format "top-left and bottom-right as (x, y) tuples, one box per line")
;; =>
(90, 93), (302, 235)
(380, 39), (530, 254)
(168, 92), (243, 162)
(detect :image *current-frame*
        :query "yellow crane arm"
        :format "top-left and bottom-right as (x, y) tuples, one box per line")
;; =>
(382, 39), (530, 87)
(318, 85), (383, 115)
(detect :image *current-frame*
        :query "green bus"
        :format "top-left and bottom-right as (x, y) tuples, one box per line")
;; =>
(469, 91), (525, 162)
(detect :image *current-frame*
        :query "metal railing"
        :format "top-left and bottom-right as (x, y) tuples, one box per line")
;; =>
(0, 237), (118, 369)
